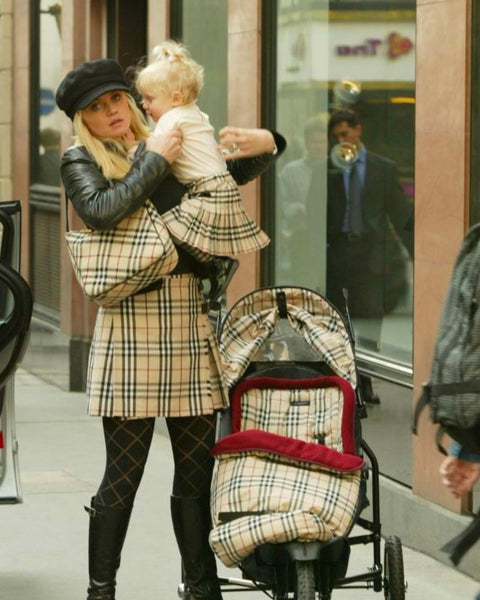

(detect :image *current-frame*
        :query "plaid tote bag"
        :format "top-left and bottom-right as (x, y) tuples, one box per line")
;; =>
(65, 199), (178, 306)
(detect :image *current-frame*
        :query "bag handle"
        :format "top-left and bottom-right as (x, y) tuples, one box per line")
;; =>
(64, 195), (152, 234)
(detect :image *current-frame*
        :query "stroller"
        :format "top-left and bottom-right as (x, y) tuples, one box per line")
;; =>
(203, 286), (406, 600)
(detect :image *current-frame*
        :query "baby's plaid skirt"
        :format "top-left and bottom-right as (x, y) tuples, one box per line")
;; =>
(162, 171), (270, 259)
(86, 273), (228, 418)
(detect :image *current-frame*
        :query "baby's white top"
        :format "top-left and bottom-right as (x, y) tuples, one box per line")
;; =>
(153, 102), (227, 184)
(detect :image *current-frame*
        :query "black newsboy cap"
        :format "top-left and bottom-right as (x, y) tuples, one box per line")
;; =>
(56, 59), (131, 119)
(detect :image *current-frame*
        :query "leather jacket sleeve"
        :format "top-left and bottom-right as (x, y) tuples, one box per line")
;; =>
(227, 132), (286, 185)
(61, 146), (171, 230)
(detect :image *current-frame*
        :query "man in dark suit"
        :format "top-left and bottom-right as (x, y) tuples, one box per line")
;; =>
(312, 109), (413, 318)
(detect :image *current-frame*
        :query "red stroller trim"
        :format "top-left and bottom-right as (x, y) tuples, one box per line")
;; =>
(211, 429), (364, 472)
(229, 375), (358, 454)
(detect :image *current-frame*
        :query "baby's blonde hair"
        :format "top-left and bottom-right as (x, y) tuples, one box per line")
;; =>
(136, 39), (204, 105)
(73, 94), (150, 180)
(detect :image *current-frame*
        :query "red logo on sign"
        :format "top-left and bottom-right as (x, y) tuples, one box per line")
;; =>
(387, 32), (413, 59)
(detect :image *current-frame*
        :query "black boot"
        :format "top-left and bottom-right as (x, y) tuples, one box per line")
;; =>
(85, 497), (133, 600)
(171, 495), (223, 600)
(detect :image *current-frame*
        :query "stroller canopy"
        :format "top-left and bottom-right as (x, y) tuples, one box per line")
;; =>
(220, 287), (357, 389)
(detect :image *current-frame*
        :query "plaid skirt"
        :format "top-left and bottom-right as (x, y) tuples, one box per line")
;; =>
(162, 171), (270, 259)
(86, 273), (228, 418)
(210, 452), (361, 567)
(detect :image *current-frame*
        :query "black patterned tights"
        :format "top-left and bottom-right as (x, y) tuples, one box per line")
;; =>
(94, 414), (216, 508)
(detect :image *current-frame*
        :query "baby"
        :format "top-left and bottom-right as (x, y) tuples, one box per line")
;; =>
(136, 40), (270, 262)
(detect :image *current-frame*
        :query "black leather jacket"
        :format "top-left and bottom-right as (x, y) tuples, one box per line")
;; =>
(60, 132), (286, 231)
(61, 133), (286, 277)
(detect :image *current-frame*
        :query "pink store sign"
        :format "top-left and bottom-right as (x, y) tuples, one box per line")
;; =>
(336, 33), (413, 60)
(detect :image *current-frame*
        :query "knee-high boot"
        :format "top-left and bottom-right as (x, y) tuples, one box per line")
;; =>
(170, 495), (223, 600)
(85, 497), (133, 600)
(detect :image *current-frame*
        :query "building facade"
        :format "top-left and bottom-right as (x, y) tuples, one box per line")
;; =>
(2, 0), (479, 579)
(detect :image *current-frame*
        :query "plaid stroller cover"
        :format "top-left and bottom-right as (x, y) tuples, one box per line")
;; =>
(209, 287), (364, 567)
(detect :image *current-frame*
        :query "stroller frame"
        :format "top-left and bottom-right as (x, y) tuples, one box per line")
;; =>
(179, 285), (405, 600)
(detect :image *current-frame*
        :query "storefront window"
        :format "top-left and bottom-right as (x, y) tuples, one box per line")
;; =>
(107, 0), (147, 71)
(274, 0), (415, 373)
(179, 0), (228, 131)
(34, 1), (62, 187)
(29, 0), (63, 322)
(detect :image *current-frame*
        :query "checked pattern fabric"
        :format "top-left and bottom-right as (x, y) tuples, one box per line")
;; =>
(163, 171), (270, 259)
(65, 199), (178, 306)
(230, 384), (343, 449)
(219, 287), (357, 389)
(87, 273), (228, 418)
(209, 376), (363, 567)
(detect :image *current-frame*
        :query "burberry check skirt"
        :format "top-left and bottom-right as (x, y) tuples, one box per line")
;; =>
(86, 273), (228, 418)
(162, 171), (270, 258)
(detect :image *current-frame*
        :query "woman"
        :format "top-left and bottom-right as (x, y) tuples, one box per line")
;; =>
(55, 58), (285, 600)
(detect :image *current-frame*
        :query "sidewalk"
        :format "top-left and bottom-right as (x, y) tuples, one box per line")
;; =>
(1, 368), (479, 600)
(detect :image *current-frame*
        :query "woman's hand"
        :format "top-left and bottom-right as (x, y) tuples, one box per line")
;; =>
(146, 130), (183, 164)
(218, 127), (276, 160)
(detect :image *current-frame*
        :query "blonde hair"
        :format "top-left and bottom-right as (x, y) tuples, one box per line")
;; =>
(73, 94), (150, 180)
(136, 40), (204, 105)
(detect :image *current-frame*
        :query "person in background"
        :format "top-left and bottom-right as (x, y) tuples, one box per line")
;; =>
(277, 114), (328, 284)
(309, 109), (413, 318)
(55, 57), (285, 600)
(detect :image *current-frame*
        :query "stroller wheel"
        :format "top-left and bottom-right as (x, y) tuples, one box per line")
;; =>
(294, 560), (316, 600)
(384, 536), (406, 600)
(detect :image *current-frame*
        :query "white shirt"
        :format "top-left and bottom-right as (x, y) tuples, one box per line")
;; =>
(153, 102), (227, 184)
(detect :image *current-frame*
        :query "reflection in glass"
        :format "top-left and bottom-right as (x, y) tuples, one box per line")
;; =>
(253, 320), (320, 362)
(361, 376), (413, 486)
(329, 142), (358, 170)
(333, 79), (362, 107)
(181, 0), (228, 132)
(38, 127), (61, 186)
(277, 114), (329, 292)
(35, 1), (62, 186)
(274, 0), (415, 366)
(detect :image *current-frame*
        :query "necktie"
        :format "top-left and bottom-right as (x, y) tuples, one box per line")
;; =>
(348, 163), (363, 234)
